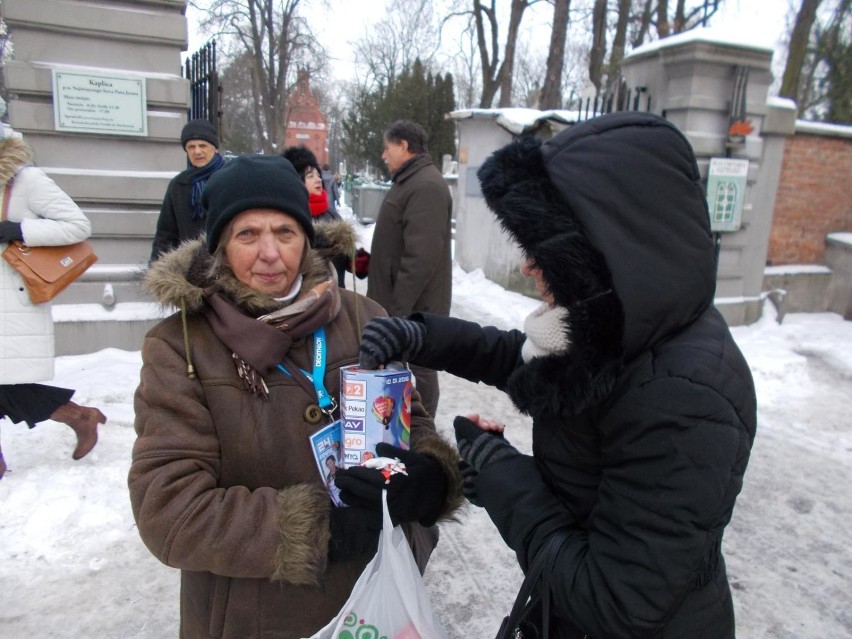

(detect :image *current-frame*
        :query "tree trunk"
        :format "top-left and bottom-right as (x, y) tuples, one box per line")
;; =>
(539, 0), (571, 109)
(474, 0), (501, 108)
(606, 0), (630, 93)
(588, 0), (607, 93)
(657, 0), (670, 38)
(780, 0), (823, 103)
(632, 0), (653, 48)
(497, 0), (532, 108)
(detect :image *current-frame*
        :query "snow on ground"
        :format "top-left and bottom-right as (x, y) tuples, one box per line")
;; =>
(1, 261), (851, 638)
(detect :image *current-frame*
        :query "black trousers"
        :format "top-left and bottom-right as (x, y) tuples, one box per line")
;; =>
(0, 384), (75, 428)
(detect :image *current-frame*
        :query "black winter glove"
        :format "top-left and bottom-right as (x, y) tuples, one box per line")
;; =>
(0, 220), (23, 243)
(327, 505), (383, 562)
(359, 317), (426, 370)
(454, 416), (521, 506)
(335, 443), (449, 527)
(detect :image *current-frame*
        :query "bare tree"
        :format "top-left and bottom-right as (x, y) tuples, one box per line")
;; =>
(588, 0), (607, 92)
(199, 0), (324, 153)
(629, 0), (722, 47)
(606, 0), (630, 91)
(779, 0), (824, 102)
(444, 10), (484, 108)
(350, 0), (440, 91)
(471, 0), (541, 108)
(540, 0), (572, 109)
(513, 40), (547, 106)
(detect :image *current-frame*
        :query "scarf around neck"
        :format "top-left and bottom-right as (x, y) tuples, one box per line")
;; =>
(521, 302), (572, 363)
(189, 153), (226, 220)
(202, 275), (341, 397)
(309, 190), (329, 217)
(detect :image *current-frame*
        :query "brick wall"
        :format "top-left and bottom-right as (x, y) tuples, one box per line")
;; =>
(767, 129), (852, 265)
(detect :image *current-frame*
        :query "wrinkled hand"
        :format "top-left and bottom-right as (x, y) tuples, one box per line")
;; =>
(327, 505), (383, 562)
(0, 220), (23, 243)
(359, 317), (426, 370)
(335, 443), (448, 526)
(454, 415), (520, 506)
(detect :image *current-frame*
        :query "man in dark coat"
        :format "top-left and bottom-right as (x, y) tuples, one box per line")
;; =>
(367, 120), (452, 417)
(321, 163), (340, 215)
(355, 112), (758, 638)
(149, 118), (226, 262)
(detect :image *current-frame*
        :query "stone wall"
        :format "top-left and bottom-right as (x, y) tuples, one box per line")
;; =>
(1, 0), (191, 353)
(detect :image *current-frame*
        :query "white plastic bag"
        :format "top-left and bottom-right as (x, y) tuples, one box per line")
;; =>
(310, 490), (448, 639)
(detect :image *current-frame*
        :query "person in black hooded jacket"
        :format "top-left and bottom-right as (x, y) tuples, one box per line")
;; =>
(340, 112), (757, 638)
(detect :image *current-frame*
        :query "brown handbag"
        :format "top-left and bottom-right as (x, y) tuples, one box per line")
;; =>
(1, 177), (98, 304)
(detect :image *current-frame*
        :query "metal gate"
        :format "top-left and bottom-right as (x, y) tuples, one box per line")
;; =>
(573, 80), (652, 122)
(184, 40), (221, 130)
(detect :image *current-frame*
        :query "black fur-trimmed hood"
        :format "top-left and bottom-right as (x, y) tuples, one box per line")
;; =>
(477, 112), (716, 417)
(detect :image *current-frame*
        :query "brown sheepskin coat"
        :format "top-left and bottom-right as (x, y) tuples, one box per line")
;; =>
(128, 225), (462, 638)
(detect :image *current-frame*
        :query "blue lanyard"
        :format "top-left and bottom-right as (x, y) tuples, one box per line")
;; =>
(276, 327), (337, 415)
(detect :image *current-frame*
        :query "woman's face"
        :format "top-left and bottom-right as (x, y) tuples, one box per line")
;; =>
(224, 208), (306, 297)
(520, 257), (555, 305)
(303, 167), (323, 195)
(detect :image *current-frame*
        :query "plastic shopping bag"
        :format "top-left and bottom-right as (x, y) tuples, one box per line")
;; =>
(309, 490), (448, 639)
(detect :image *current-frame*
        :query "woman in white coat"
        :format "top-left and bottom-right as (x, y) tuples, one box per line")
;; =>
(0, 127), (106, 478)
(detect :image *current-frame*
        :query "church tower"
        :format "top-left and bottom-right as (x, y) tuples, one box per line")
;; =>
(284, 69), (328, 165)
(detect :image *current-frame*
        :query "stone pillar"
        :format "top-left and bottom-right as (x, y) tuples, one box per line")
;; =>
(621, 36), (796, 325)
(1, 0), (191, 352)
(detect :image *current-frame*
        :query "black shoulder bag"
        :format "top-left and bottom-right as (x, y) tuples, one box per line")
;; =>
(496, 532), (570, 639)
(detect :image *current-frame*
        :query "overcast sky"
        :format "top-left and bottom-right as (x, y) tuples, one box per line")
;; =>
(186, 0), (794, 84)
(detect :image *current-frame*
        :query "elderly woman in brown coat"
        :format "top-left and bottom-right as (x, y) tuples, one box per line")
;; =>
(128, 155), (461, 638)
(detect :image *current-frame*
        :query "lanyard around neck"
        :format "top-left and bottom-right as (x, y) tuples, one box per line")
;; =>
(277, 327), (337, 416)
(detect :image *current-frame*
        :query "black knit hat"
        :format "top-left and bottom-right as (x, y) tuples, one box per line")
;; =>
(282, 145), (322, 180)
(181, 118), (219, 149)
(202, 155), (314, 252)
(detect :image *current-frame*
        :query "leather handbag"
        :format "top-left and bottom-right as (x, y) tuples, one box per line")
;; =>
(1, 177), (97, 304)
(496, 532), (570, 639)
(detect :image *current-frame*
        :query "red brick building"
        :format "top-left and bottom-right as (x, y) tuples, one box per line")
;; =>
(284, 69), (328, 166)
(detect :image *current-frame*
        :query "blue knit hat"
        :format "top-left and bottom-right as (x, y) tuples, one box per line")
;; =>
(202, 155), (314, 252)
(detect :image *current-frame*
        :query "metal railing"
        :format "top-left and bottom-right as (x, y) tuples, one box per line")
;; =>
(184, 40), (221, 128)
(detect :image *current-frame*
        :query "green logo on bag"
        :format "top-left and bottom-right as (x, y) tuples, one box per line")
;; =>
(338, 611), (385, 639)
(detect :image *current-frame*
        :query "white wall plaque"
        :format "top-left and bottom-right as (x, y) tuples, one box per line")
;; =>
(53, 70), (147, 136)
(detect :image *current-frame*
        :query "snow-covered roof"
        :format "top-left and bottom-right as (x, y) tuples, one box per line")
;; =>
(627, 25), (774, 59)
(449, 108), (581, 135)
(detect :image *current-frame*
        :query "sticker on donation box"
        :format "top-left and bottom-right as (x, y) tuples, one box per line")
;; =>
(339, 365), (412, 467)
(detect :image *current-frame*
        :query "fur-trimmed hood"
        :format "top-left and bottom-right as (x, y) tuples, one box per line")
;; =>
(478, 112), (716, 416)
(144, 218), (358, 315)
(0, 137), (34, 185)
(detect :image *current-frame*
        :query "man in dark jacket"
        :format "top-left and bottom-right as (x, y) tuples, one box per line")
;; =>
(354, 112), (757, 638)
(367, 120), (452, 417)
(149, 118), (226, 262)
(321, 163), (340, 215)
